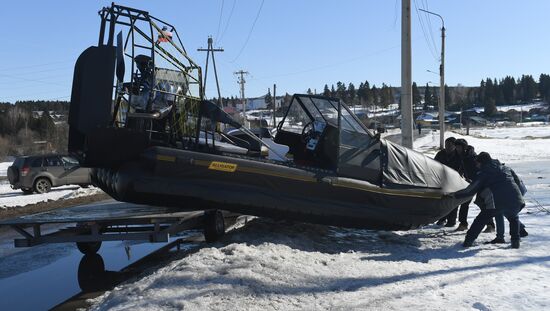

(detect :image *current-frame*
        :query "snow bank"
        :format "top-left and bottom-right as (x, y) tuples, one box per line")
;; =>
(0, 182), (103, 209)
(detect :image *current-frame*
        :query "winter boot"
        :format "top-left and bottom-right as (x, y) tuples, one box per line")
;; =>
(483, 223), (495, 233)
(455, 222), (468, 231)
(462, 239), (473, 248)
(484, 238), (505, 244)
(520, 228), (529, 238)
(511, 239), (520, 249)
(445, 221), (456, 228)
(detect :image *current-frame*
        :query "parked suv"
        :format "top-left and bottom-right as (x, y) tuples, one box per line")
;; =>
(7, 155), (91, 194)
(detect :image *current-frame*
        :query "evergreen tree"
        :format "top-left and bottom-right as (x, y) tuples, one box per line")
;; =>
(357, 82), (365, 105)
(348, 82), (356, 105)
(484, 78), (494, 107)
(330, 85), (336, 98)
(371, 85), (379, 108)
(539, 74), (550, 102)
(412, 82), (421, 108)
(336, 81), (347, 102)
(484, 98), (497, 116)
(323, 84), (331, 97)
(518, 75), (537, 102)
(38, 111), (56, 140)
(363, 81), (372, 107)
(423, 83), (433, 110)
(264, 89), (273, 109)
(432, 86), (439, 110)
(444, 84), (454, 110)
(501, 76), (516, 104)
(379, 83), (393, 108)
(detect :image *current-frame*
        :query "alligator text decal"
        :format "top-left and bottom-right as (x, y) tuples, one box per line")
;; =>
(208, 161), (238, 172)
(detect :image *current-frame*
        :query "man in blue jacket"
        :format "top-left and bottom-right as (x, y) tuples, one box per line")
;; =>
(449, 152), (524, 249)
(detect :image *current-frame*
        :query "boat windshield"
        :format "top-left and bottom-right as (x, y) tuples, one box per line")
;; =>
(294, 95), (368, 135)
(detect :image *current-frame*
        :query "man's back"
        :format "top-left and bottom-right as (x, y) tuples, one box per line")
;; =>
(435, 150), (463, 173)
(478, 160), (524, 210)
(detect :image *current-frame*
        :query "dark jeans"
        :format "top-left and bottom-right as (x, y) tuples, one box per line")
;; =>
(458, 199), (471, 224)
(496, 204), (526, 239)
(465, 208), (520, 243)
(439, 207), (458, 225)
(441, 200), (471, 225)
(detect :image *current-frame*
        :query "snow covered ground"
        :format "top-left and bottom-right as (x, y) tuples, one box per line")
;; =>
(469, 102), (547, 114)
(88, 126), (550, 311)
(0, 162), (11, 177)
(0, 162), (103, 209)
(0, 181), (103, 209)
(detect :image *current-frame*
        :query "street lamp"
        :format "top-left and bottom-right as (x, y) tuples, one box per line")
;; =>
(427, 69), (438, 76)
(419, 9), (445, 149)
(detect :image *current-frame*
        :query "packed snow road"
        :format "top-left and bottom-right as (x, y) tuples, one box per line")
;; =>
(87, 126), (550, 311)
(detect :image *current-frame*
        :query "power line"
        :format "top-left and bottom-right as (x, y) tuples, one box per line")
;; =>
(0, 60), (72, 72)
(229, 0), (265, 63)
(421, 0), (439, 59)
(414, 0), (438, 61)
(248, 42), (407, 81)
(0, 73), (67, 87)
(218, 0), (236, 44)
(214, 0), (225, 42)
(415, 0), (437, 58)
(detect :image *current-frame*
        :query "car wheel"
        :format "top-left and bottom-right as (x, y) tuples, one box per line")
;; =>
(22, 188), (34, 195)
(34, 178), (52, 194)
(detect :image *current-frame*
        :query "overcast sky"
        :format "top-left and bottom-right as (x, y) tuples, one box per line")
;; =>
(0, 0), (549, 102)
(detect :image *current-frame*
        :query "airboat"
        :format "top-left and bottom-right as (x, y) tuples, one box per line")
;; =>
(69, 4), (470, 231)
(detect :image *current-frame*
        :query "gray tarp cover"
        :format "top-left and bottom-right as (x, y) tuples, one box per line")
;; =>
(382, 140), (469, 192)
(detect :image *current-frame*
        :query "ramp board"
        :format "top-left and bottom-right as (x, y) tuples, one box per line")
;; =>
(0, 200), (221, 248)
(0, 200), (199, 226)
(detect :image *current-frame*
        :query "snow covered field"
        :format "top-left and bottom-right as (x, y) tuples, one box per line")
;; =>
(89, 126), (550, 311)
(0, 163), (103, 209)
(0, 162), (11, 177)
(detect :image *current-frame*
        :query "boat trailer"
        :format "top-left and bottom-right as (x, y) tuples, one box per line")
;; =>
(0, 201), (237, 254)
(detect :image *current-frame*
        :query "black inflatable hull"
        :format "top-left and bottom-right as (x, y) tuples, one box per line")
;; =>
(91, 146), (470, 230)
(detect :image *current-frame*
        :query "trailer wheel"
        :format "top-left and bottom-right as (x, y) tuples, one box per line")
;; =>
(204, 210), (225, 243)
(76, 241), (102, 254)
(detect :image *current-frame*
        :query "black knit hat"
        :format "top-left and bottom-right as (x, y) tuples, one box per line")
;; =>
(454, 138), (468, 147)
(475, 152), (492, 165)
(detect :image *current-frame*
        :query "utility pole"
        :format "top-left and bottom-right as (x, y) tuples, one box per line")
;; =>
(401, 0), (413, 149)
(197, 36), (224, 107)
(234, 70), (249, 116)
(272, 84), (277, 127)
(420, 9), (445, 149)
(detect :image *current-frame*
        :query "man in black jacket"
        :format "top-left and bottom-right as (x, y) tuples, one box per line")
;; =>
(450, 152), (524, 248)
(453, 139), (490, 231)
(434, 137), (464, 227)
